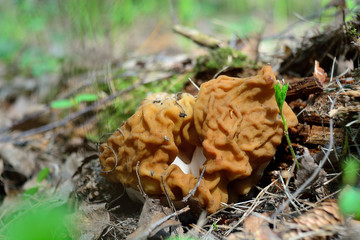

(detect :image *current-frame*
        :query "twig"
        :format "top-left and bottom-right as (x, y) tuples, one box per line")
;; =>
(213, 66), (230, 79)
(182, 166), (206, 202)
(101, 145), (118, 173)
(136, 161), (147, 199)
(188, 77), (200, 91)
(0, 83), (140, 142)
(128, 206), (190, 240)
(278, 171), (304, 215)
(225, 180), (278, 235)
(97, 132), (115, 154)
(161, 170), (177, 213)
(173, 25), (223, 49)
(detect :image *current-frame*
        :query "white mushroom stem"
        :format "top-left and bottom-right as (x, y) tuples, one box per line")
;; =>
(171, 146), (207, 177)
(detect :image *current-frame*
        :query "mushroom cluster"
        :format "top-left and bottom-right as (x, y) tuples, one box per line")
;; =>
(99, 66), (298, 213)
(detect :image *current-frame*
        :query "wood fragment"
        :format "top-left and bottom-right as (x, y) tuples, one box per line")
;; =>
(173, 25), (224, 49)
(297, 125), (345, 145)
(286, 77), (323, 101)
(329, 105), (360, 117)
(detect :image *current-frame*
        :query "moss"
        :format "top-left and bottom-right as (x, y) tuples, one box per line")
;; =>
(195, 47), (248, 72)
(88, 73), (189, 140)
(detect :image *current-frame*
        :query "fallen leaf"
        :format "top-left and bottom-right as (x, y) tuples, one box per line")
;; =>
(313, 60), (327, 86)
(127, 198), (184, 240)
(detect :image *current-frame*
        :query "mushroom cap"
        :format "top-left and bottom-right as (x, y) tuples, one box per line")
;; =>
(99, 92), (199, 195)
(99, 66), (298, 213)
(194, 65), (298, 193)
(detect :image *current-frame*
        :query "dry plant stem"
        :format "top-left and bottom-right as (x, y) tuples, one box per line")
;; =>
(161, 172), (177, 213)
(225, 180), (278, 235)
(188, 77), (200, 91)
(278, 171), (302, 215)
(182, 166), (206, 202)
(272, 90), (339, 219)
(213, 65), (230, 79)
(128, 206), (190, 240)
(136, 161), (147, 199)
(101, 145), (118, 173)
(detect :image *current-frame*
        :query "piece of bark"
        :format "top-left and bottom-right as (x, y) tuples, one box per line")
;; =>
(297, 124), (344, 146)
(286, 77), (323, 101)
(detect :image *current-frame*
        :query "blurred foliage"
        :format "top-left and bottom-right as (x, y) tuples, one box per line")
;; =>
(339, 156), (360, 220)
(1, 202), (72, 240)
(87, 73), (189, 140)
(196, 47), (248, 72)
(50, 93), (98, 109)
(0, 0), (349, 77)
(23, 167), (50, 200)
(1, 0), (358, 139)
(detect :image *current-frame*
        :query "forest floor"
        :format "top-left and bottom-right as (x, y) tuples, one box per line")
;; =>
(0, 12), (360, 240)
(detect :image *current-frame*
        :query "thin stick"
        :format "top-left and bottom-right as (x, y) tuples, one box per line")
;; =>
(182, 166), (206, 202)
(129, 206), (190, 240)
(225, 180), (278, 235)
(161, 171), (177, 213)
(101, 145), (118, 173)
(136, 161), (147, 199)
(213, 65), (230, 79)
(188, 77), (200, 91)
(0, 83), (140, 142)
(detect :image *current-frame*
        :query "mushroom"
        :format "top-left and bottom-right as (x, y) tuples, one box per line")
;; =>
(193, 65), (298, 199)
(99, 92), (200, 196)
(99, 65), (298, 213)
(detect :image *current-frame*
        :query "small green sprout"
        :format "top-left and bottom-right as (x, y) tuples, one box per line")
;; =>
(23, 167), (50, 199)
(274, 81), (299, 169)
(212, 222), (218, 231)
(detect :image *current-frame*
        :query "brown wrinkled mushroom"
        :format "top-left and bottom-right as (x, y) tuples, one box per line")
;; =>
(193, 65), (298, 201)
(99, 92), (203, 197)
(99, 65), (298, 213)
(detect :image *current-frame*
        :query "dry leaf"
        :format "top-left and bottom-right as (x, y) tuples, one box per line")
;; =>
(227, 213), (280, 240)
(66, 202), (110, 240)
(313, 60), (327, 87)
(127, 198), (183, 240)
(295, 147), (327, 192)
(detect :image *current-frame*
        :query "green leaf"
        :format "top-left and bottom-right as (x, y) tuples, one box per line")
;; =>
(50, 99), (74, 109)
(342, 156), (360, 185)
(274, 82), (289, 114)
(281, 82), (289, 103)
(74, 93), (98, 103)
(339, 186), (360, 220)
(23, 186), (39, 199)
(37, 167), (50, 183)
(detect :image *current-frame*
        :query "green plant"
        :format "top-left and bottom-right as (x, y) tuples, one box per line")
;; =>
(50, 93), (98, 109)
(0, 166), (77, 240)
(274, 81), (299, 169)
(23, 167), (50, 199)
(339, 155), (360, 220)
(92, 74), (188, 140)
(1, 202), (72, 240)
(195, 47), (248, 72)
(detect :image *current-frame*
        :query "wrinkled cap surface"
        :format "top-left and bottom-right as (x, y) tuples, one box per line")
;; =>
(99, 66), (298, 213)
(194, 65), (298, 195)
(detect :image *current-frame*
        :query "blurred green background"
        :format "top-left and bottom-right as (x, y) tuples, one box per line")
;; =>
(1, 0), (359, 137)
(1, 0), (357, 78)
